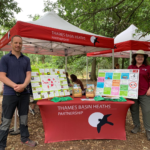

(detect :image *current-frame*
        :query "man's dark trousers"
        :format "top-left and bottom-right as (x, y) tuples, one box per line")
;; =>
(0, 94), (30, 148)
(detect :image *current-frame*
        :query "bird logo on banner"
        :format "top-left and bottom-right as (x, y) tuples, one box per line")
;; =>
(90, 36), (100, 46)
(88, 112), (114, 133)
(97, 114), (114, 133)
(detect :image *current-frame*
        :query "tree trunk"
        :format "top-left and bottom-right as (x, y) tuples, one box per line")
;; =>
(41, 55), (45, 64)
(122, 58), (125, 69)
(114, 58), (118, 66)
(90, 58), (97, 81)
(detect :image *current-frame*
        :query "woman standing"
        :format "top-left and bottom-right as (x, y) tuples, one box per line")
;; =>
(128, 50), (150, 140)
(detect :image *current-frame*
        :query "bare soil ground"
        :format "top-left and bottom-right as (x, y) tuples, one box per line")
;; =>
(0, 80), (150, 150)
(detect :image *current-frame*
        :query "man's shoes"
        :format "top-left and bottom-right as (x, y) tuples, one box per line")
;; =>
(21, 139), (37, 147)
(146, 130), (150, 140)
(131, 125), (140, 133)
(0, 147), (5, 150)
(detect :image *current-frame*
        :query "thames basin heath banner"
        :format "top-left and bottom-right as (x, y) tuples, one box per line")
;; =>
(96, 69), (139, 99)
(31, 68), (70, 100)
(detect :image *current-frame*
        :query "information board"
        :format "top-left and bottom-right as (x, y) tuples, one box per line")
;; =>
(31, 68), (70, 100)
(96, 69), (139, 99)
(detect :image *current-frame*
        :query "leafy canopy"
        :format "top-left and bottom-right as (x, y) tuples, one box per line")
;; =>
(0, 0), (21, 28)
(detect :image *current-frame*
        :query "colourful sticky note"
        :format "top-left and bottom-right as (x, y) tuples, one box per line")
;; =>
(111, 86), (120, 95)
(98, 72), (105, 77)
(120, 85), (128, 91)
(112, 80), (120, 86)
(121, 73), (129, 79)
(113, 73), (121, 80)
(97, 77), (105, 82)
(120, 91), (128, 96)
(105, 73), (113, 80)
(97, 82), (104, 88)
(103, 87), (111, 95)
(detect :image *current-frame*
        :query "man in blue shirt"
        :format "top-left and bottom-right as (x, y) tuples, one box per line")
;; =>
(0, 35), (37, 150)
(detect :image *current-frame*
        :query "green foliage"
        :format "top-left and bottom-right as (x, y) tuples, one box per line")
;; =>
(0, 0), (21, 28)
(0, 0), (21, 57)
(28, 14), (40, 21)
(0, 25), (12, 38)
(0, 51), (9, 59)
(43, 0), (150, 37)
(31, 62), (52, 69)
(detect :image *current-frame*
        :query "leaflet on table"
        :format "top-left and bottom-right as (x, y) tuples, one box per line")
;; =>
(31, 68), (70, 100)
(81, 98), (94, 101)
(96, 69), (139, 99)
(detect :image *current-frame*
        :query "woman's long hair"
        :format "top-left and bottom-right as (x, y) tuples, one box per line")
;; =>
(70, 74), (77, 82)
(132, 55), (149, 66)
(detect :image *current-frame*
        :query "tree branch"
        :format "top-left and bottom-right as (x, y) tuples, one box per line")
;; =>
(127, 0), (144, 22)
(72, 0), (126, 21)
(139, 31), (150, 40)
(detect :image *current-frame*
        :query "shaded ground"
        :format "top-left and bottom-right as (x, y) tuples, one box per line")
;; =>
(0, 80), (150, 150)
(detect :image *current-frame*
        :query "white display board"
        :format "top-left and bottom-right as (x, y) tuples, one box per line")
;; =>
(96, 69), (139, 99)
